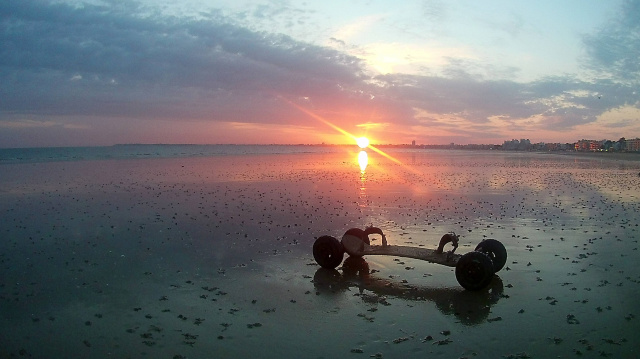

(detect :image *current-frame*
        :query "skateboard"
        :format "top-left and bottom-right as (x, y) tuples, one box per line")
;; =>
(312, 226), (507, 290)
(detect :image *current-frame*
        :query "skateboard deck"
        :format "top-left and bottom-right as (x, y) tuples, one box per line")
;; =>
(342, 234), (461, 267)
(363, 245), (461, 267)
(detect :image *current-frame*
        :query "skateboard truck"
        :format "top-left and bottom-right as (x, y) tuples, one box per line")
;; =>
(312, 226), (507, 291)
(435, 232), (458, 255)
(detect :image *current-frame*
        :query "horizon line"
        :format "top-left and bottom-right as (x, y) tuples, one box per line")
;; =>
(1, 138), (639, 151)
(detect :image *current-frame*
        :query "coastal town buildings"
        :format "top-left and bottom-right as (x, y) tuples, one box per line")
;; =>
(626, 138), (640, 152)
(388, 137), (640, 153)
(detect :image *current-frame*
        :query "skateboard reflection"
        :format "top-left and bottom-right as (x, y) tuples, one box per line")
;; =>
(313, 256), (504, 326)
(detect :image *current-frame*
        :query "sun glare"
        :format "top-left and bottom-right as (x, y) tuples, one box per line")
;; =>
(356, 137), (369, 149)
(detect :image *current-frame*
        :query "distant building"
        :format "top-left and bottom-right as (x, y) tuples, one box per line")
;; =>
(575, 140), (588, 151)
(626, 138), (640, 152)
(412, 140), (416, 146)
(575, 139), (602, 151)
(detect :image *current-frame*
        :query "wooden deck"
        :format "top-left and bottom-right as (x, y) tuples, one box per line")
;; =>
(363, 244), (461, 267)
(342, 234), (461, 267)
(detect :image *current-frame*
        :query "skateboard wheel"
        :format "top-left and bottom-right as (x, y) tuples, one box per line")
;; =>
(342, 228), (367, 257)
(474, 239), (507, 272)
(342, 235), (365, 257)
(344, 228), (369, 244)
(313, 236), (345, 269)
(455, 251), (495, 291)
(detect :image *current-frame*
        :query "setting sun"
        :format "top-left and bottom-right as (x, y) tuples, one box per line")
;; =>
(356, 136), (370, 149)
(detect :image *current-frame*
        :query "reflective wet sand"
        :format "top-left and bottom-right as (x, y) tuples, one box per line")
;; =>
(1, 150), (639, 358)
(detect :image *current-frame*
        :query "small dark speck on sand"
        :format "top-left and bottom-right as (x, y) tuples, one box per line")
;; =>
(503, 353), (531, 359)
(421, 335), (433, 342)
(433, 338), (452, 345)
(566, 314), (580, 324)
(393, 337), (409, 344)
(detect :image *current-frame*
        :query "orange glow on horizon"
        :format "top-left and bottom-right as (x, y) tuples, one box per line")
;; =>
(279, 97), (357, 142)
(278, 96), (402, 164)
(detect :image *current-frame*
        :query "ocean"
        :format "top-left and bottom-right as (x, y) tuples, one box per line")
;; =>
(0, 144), (341, 164)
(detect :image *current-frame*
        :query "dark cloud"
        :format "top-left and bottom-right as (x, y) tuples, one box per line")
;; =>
(377, 73), (534, 122)
(582, 0), (640, 82)
(0, 0), (367, 123)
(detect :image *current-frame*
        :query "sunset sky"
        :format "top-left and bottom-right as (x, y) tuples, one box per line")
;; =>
(1, 0), (640, 147)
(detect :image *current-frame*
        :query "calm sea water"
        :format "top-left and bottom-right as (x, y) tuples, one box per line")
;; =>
(0, 144), (341, 164)
(2, 144), (639, 169)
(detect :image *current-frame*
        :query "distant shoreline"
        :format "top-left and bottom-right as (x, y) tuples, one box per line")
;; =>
(541, 150), (640, 162)
(1, 144), (639, 165)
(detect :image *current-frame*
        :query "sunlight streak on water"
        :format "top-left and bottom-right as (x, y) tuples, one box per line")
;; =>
(358, 150), (368, 172)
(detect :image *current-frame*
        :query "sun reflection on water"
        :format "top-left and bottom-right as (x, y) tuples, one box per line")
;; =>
(358, 150), (368, 172)
(358, 150), (368, 207)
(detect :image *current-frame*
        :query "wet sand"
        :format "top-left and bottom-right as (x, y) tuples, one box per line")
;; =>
(1, 149), (639, 358)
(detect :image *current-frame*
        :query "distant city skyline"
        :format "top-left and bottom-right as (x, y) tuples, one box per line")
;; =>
(406, 135), (639, 145)
(1, 1), (640, 148)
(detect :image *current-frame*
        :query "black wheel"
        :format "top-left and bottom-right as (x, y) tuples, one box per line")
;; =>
(474, 239), (507, 272)
(342, 228), (367, 257)
(313, 236), (345, 269)
(344, 228), (369, 244)
(455, 251), (495, 291)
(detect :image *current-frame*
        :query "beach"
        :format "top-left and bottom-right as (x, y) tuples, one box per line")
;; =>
(1, 147), (639, 358)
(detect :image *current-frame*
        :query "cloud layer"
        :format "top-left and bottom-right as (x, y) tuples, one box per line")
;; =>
(1, 0), (639, 147)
